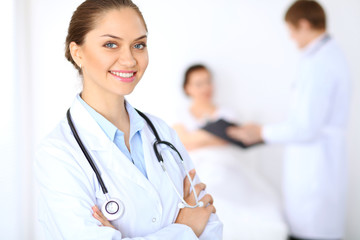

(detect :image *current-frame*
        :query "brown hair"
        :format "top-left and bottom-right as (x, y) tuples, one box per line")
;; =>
(65, 0), (147, 75)
(284, 0), (326, 30)
(183, 64), (210, 95)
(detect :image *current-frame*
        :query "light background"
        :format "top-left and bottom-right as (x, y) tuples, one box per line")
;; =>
(1, 0), (359, 239)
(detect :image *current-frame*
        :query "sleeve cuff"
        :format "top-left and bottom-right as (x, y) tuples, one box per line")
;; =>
(262, 124), (278, 144)
(170, 224), (198, 239)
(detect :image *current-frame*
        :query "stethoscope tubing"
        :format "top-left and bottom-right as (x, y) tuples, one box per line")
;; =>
(67, 107), (202, 212)
(136, 109), (201, 207)
(66, 109), (108, 195)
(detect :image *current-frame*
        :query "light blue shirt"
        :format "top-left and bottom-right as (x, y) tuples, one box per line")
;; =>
(77, 95), (147, 178)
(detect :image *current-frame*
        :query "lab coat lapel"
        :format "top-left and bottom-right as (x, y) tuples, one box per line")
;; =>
(141, 125), (163, 189)
(141, 123), (185, 222)
(70, 97), (110, 151)
(106, 142), (153, 191)
(141, 124), (183, 201)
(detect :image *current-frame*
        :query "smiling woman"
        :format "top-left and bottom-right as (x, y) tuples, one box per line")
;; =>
(68, 7), (149, 127)
(34, 0), (222, 239)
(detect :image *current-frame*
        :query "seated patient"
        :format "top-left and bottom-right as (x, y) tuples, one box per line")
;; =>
(173, 64), (288, 240)
(173, 64), (235, 150)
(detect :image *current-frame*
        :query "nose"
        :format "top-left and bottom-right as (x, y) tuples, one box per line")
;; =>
(117, 48), (136, 68)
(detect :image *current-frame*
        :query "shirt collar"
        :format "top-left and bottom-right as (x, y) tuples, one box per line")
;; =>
(125, 100), (146, 139)
(76, 94), (145, 141)
(301, 33), (330, 57)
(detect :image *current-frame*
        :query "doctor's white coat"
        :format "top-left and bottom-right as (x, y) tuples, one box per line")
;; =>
(35, 98), (223, 240)
(263, 35), (350, 239)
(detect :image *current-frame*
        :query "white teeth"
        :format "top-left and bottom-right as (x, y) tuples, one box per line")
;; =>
(110, 71), (134, 78)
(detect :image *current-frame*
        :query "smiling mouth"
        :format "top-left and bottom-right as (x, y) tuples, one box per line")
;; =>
(109, 71), (137, 82)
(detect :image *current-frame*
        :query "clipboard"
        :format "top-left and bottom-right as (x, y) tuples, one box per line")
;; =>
(201, 119), (262, 149)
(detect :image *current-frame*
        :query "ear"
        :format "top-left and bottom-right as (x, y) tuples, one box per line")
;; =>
(298, 18), (312, 31)
(184, 84), (191, 96)
(69, 42), (83, 68)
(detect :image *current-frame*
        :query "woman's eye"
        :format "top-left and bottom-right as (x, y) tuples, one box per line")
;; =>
(134, 43), (146, 50)
(104, 42), (118, 49)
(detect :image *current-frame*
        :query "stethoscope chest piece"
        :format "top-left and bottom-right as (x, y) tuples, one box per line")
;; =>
(101, 198), (125, 221)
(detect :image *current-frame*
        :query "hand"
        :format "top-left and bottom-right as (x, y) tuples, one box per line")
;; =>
(175, 169), (216, 237)
(227, 123), (263, 146)
(92, 205), (116, 229)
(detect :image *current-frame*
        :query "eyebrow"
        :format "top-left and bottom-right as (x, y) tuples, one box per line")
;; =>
(100, 34), (147, 41)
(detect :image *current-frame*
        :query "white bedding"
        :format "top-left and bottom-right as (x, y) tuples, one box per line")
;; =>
(189, 145), (288, 240)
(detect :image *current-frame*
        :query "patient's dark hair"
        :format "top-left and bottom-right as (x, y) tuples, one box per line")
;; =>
(285, 0), (326, 30)
(183, 64), (210, 94)
(65, 0), (147, 75)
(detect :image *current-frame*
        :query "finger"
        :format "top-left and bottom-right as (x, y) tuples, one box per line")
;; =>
(92, 205), (101, 216)
(229, 129), (252, 143)
(239, 130), (257, 145)
(93, 211), (107, 225)
(92, 206), (109, 224)
(92, 205), (105, 218)
(226, 127), (243, 138)
(226, 126), (238, 136)
(242, 138), (254, 146)
(183, 169), (196, 197)
(192, 182), (206, 197)
(189, 169), (196, 181)
(92, 206), (104, 220)
(206, 204), (216, 214)
(200, 194), (214, 206)
(93, 210), (115, 228)
(92, 205), (117, 230)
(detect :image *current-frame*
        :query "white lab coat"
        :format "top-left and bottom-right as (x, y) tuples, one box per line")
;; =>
(262, 34), (350, 239)
(35, 97), (223, 240)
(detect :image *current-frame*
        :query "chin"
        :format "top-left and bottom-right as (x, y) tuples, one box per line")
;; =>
(297, 40), (308, 49)
(120, 89), (136, 96)
(110, 86), (136, 97)
(114, 80), (140, 96)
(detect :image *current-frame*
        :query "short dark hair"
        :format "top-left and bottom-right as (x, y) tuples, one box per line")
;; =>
(183, 64), (209, 94)
(65, 0), (147, 75)
(284, 0), (326, 30)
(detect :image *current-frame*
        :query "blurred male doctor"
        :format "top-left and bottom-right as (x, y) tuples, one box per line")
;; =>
(228, 1), (350, 240)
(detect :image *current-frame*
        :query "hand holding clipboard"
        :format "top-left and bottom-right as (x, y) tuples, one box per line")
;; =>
(202, 119), (263, 149)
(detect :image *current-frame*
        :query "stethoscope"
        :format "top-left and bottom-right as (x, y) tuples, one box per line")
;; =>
(66, 108), (203, 221)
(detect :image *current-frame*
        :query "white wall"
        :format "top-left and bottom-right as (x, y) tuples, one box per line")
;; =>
(3, 0), (358, 239)
(0, 1), (18, 239)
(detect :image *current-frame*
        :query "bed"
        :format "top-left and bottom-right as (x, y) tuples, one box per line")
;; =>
(189, 145), (288, 240)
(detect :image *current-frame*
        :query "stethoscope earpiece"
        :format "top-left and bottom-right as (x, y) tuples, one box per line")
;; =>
(178, 200), (204, 209)
(178, 202), (185, 209)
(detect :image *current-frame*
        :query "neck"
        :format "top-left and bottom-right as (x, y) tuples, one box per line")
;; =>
(81, 86), (129, 130)
(190, 99), (216, 118)
(192, 98), (213, 108)
(303, 29), (326, 48)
